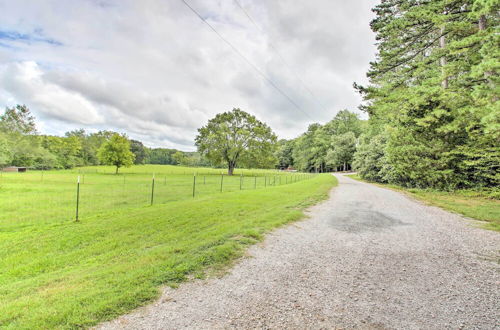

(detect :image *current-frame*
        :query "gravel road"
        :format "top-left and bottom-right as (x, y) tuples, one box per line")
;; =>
(99, 174), (499, 329)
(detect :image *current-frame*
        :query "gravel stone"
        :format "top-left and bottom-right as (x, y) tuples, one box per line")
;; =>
(98, 174), (500, 329)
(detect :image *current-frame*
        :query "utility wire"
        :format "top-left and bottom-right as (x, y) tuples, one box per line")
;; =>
(179, 0), (313, 120)
(233, 0), (329, 114)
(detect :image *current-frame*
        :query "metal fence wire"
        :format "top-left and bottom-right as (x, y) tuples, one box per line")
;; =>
(0, 170), (317, 225)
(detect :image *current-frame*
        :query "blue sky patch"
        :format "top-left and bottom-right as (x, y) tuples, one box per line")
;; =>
(0, 30), (62, 46)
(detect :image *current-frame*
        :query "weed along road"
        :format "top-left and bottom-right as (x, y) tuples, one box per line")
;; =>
(99, 174), (499, 329)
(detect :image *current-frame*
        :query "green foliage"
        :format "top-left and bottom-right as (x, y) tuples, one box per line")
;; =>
(0, 132), (11, 166)
(0, 104), (36, 135)
(195, 108), (277, 175)
(323, 109), (363, 137)
(39, 135), (82, 169)
(146, 148), (177, 165)
(130, 139), (148, 165)
(0, 105), (235, 171)
(172, 150), (188, 165)
(275, 139), (294, 169)
(354, 0), (500, 190)
(291, 111), (363, 172)
(97, 134), (135, 174)
(352, 133), (391, 182)
(326, 132), (357, 171)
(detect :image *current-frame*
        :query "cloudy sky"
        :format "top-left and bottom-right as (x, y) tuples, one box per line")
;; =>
(0, 0), (377, 150)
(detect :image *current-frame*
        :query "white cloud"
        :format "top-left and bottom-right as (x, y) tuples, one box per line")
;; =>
(0, 0), (377, 149)
(0, 61), (104, 124)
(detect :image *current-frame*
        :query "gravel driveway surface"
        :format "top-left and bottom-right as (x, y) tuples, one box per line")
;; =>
(99, 174), (499, 329)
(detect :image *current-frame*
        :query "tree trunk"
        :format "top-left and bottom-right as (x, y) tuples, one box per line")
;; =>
(440, 26), (448, 89)
(228, 162), (235, 176)
(478, 14), (496, 101)
(115, 166), (119, 174)
(479, 15), (486, 31)
(343, 162), (346, 172)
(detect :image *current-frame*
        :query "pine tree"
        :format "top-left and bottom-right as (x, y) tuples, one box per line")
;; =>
(355, 0), (499, 189)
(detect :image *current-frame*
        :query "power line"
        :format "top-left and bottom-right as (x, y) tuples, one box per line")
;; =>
(233, 0), (329, 114)
(179, 0), (313, 120)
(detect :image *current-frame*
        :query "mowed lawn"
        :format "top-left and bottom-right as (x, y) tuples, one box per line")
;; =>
(0, 166), (336, 329)
(347, 174), (500, 231)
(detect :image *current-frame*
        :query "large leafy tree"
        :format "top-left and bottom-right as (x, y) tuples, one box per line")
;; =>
(195, 108), (277, 175)
(97, 134), (135, 174)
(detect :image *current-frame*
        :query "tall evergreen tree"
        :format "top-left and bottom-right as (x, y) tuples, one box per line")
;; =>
(355, 0), (499, 189)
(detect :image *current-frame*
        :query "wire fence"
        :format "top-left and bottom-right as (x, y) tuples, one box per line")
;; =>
(0, 169), (317, 227)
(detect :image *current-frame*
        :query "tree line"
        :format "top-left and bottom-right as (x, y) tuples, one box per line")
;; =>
(274, 110), (365, 173)
(0, 105), (208, 171)
(0, 105), (365, 176)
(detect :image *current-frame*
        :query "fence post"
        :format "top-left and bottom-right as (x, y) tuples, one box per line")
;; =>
(264, 176), (267, 187)
(220, 174), (224, 192)
(254, 175), (257, 189)
(150, 174), (155, 206)
(192, 174), (196, 197)
(164, 176), (167, 185)
(75, 176), (80, 222)
(240, 173), (243, 190)
(204, 176), (206, 185)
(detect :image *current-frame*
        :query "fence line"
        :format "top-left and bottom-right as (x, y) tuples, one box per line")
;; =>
(0, 171), (318, 224)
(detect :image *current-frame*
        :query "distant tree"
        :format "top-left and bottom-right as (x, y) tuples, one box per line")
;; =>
(292, 123), (323, 172)
(326, 132), (357, 171)
(0, 132), (11, 166)
(147, 148), (177, 164)
(97, 134), (135, 174)
(195, 108), (277, 175)
(172, 151), (188, 166)
(65, 129), (97, 166)
(88, 130), (115, 165)
(0, 105), (37, 134)
(275, 139), (294, 169)
(323, 110), (362, 137)
(9, 135), (44, 167)
(130, 139), (148, 164)
(40, 135), (82, 168)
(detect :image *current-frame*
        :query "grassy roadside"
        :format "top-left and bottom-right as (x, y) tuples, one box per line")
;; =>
(0, 174), (336, 329)
(347, 174), (499, 231)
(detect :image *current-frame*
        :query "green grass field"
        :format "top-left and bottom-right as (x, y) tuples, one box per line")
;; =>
(347, 174), (500, 231)
(0, 165), (313, 228)
(0, 165), (336, 329)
